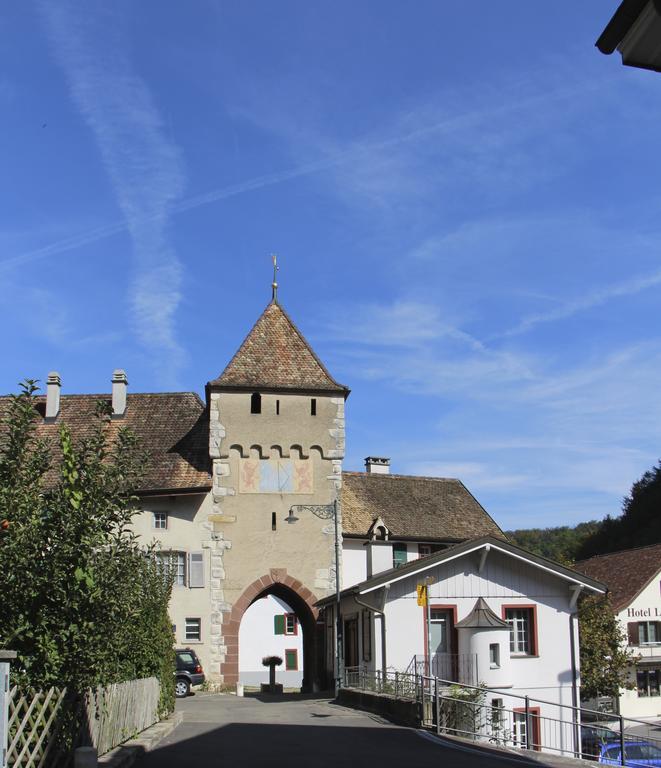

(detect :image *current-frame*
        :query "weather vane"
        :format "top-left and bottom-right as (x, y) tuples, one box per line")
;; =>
(271, 254), (279, 301)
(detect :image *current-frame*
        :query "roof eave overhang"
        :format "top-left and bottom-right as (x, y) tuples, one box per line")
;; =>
(353, 537), (608, 597)
(597, 0), (661, 72)
(206, 382), (349, 396)
(138, 485), (212, 497)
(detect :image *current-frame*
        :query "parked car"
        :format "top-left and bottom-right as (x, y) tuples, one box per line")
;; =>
(598, 740), (661, 766)
(175, 648), (205, 698)
(582, 724), (619, 759)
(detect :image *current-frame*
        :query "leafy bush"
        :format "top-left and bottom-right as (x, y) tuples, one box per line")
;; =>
(0, 381), (175, 721)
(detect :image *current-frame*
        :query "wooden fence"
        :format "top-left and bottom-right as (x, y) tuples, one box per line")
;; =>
(6, 677), (160, 767)
(81, 678), (160, 758)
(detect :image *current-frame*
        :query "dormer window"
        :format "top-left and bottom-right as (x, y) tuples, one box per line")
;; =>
(250, 392), (261, 414)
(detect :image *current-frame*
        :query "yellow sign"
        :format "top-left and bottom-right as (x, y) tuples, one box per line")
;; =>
(416, 584), (427, 607)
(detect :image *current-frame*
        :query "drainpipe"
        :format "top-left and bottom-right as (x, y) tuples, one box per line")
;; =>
(353, 587), (389, 680)
(570, 613), (580, 758)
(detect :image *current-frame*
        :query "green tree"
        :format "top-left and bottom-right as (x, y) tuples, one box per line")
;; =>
(577, 460), (661, 559)
(0, 381), (175, 715)
(578, 594), (634, 701)
(507, 521), (603, 564)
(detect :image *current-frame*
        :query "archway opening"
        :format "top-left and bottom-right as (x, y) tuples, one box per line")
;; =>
(237, 582), (318, 692)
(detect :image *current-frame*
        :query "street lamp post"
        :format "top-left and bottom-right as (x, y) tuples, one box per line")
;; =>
(286, 499), (343, 695)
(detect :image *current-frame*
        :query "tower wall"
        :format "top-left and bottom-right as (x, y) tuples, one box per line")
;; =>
(206, 388), (346, 684)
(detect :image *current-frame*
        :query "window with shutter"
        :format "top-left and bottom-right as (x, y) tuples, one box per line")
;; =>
(285, 649), (298, 670)
(188, 552), (205, 588)
(274, 614), (285, 635)
(628, 622), (640, 645)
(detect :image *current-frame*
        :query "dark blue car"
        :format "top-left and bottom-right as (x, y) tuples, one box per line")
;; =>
(599, 741), (661, 766)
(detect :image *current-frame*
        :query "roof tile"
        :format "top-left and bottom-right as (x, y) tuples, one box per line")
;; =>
(0, 392), (211, 493)
(341, 471), (505, 540)
(575, 543), (661, 611)
(209, 301), (348, 394)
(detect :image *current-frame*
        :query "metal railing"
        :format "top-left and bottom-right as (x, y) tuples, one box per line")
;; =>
(344, 667), (418, 700)
(343, 667), (661, 765)
(406, 653), (479, 686)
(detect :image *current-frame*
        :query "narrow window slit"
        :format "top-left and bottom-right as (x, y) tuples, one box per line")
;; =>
(311, 398), (317, 416)
(271, 512), (277, 531)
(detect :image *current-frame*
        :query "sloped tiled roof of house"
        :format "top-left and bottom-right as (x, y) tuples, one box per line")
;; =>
(340, 471), (506, 541)
(208, 300), (349, 394)
(0, 393), (212, 493)
(574, 543), (661, 612)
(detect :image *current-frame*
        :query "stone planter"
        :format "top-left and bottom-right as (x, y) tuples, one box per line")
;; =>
(260, 683), (283, 694)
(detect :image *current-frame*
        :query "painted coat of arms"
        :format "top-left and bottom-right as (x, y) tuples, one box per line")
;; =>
(239, 459), (313, 494)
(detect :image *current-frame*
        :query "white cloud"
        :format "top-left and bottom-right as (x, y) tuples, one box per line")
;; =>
(39, 3), (186, 384)
(497, 268), (661, 339)
(331, 297), (661, 525)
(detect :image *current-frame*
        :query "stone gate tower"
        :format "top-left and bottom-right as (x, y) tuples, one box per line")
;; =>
(205, 298), (349, 689)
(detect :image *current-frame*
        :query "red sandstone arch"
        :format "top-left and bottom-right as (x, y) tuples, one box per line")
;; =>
(220, 569), (319, 687)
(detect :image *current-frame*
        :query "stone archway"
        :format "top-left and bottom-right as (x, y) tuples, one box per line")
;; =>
(221, 569), (319, 691)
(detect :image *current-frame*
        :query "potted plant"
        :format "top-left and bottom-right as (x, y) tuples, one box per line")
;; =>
(261, 655), (283, 693)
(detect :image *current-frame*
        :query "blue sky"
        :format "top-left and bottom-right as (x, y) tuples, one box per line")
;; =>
(2, 1), (660, 530)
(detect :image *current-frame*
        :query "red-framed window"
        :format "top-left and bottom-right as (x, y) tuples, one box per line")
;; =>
(285, 649), (298, 671)
(285, 613), (297, 635)
(512, 706), (541, 751)
(502, 605), (538, 656)
(274, 613), (298, 636)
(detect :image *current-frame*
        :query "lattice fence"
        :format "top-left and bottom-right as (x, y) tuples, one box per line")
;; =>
(7, 686), (66, 768)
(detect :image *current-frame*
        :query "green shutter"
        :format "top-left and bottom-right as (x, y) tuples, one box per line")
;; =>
(285, 649), (297, 670)
(274, 614), (285, 635)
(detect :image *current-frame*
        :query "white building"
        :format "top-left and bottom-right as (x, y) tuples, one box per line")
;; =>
(319, 535), (606, 752)
(576, 543), (661, 719)
(2, 293), (604, 698)
(239, 594), (303, 688)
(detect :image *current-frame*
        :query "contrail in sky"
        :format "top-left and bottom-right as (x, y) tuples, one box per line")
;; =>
(1, 73), (604, 275)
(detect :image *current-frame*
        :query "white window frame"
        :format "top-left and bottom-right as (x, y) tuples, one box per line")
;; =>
(639, 622), (659, 645)
(155, 551), (186, 586)
(505, 609), (533, 655)
(284, 613), (297, 636)
(489, 643), (500, 669)
(185, 617), (201, 642)
(152, 511), (168, 530)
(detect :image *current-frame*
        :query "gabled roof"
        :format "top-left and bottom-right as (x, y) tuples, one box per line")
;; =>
(574, 543), (661, 612)
(341, 472), (505, 541)
(316, 535), (607, 606)
(208, 300), (349, 395)
(0, 393), (212, 494)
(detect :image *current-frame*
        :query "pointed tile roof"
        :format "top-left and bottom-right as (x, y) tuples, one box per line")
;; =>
(209, 300), (349, 395)
(455, 598), (509, 629)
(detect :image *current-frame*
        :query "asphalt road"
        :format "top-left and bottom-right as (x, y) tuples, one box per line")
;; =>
(137, 692), (557, 768)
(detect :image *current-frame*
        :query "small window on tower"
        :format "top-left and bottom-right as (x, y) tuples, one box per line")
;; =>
(276, 399), (280, 415)
(250, 392), (261, 414)
(311, 398), (317, 416)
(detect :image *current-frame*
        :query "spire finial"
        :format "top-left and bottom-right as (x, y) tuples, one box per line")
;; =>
(271, 253), (279, 301)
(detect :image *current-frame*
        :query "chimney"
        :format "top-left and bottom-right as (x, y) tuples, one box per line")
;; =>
(111, 369), (128, 417)
(45, 371), (61, 419)
(365, 456), (390, 475)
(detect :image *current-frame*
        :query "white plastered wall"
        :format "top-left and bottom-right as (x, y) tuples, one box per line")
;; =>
(238, 595), (303, 687)
(616, 569), (661, 719)
(131, 492), (215, 675)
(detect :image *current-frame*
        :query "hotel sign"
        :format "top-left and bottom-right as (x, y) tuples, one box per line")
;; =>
(627, 607), (661, 617)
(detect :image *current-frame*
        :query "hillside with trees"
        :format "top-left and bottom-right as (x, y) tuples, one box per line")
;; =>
(506, 521), (603, 564)
(575, 460), (661, 559)
(507, 459), (661, 563)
